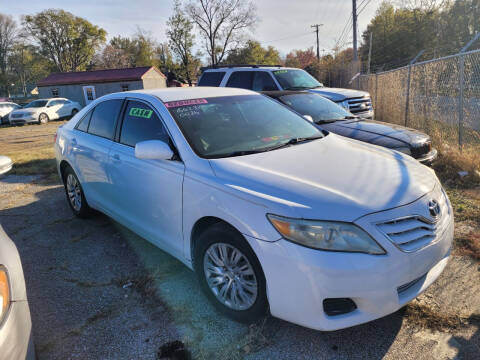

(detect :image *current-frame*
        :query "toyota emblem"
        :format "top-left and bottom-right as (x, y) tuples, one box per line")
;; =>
(428, 199), (441, 218)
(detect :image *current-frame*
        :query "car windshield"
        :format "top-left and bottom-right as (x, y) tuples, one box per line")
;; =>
(166, 95), (323, 158)
(279, 93), (353, 122)
(24, 100), (48, 108)
(273, 69), (323, 90)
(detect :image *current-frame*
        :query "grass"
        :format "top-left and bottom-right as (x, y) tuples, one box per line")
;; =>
(0, 122), (65, 176)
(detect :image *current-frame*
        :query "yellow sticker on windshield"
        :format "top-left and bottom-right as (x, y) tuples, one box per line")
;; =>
(129, 107), (153, 119)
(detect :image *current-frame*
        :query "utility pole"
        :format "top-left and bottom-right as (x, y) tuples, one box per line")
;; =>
(352, 0), (358, 61)
(367, 32), (373, 74)
(311, 24), (323, 60)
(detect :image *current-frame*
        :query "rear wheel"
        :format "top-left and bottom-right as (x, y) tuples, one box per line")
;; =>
(71, 109), (78, 118)
(38, 113), (49, 124)
(194, 223), (268, 323)
(63, 166), (91, 218)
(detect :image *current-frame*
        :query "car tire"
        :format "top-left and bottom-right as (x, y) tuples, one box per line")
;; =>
(71, 109), (78, 118)
(63, 166), (91, 218)
(38, 113), (49, 124)
(193, 222), (269, 323)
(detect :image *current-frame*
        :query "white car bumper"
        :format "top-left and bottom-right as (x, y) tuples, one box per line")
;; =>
(0, 301), (35, 360)
(245, 188), (453, 331)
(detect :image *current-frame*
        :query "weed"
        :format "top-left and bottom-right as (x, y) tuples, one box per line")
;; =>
(454, 232), (480, 261)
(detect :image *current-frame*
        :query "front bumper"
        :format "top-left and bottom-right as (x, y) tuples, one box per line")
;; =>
(245, 191), (453, 331)
(0, 301), (35, 360)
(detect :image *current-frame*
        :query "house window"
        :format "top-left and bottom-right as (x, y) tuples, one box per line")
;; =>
(121, 84), (129, 92)
(51, 88), (59, 97)
(86, 88), (94, 100)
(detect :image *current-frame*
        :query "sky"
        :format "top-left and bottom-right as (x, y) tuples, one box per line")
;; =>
(4, 0), (382, 57)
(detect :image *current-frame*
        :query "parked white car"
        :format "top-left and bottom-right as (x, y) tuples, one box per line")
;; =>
(0, 156), (13, 176)
(55, 88), (453, 331)
(0, 102), (21, 125)
(9, 98), (80, 125)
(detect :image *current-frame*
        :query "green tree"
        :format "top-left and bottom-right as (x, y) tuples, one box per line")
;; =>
(167, 0), (197, 85)
(0, 14), (18, 95)
(9, 42), (52, 97)
(225, 40), (281, 65)
(23, 9), (106, 72)
(109, 29), (156, 68)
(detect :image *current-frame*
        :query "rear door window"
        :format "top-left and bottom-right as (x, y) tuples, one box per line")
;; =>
(120, 101), (169, 147)
(198, 72), (226, 86)
(87, 99), (123, 139)
(226, 71), (254, 89)
(252, 72), (278, 91)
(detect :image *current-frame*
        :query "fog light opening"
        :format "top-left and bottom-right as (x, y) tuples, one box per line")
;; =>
(323, 298), (357, 316)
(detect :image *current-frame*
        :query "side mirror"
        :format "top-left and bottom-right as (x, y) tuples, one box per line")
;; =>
(303, 115), (313, 122)
(135, 140), (174, 160)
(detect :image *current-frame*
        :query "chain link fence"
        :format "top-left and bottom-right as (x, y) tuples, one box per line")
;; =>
(352, 49), (480, 148)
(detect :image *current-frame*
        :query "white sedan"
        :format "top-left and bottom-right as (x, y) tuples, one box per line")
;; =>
(9, 98), (80, 125)
(55, 87), (453, 331)
(0, 102), (21, 125)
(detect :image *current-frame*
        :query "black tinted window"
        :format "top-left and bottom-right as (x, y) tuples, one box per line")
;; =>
(226, 71), (253, 89)
(252, 72), (278, 91)
(198, 72), (225, 86)
(76, 110), (93, 132)
(120, 101), (168, 147)
(88, 99), (123, 139)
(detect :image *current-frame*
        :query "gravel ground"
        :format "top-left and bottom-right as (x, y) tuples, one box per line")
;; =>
(0, 174), (478, 359)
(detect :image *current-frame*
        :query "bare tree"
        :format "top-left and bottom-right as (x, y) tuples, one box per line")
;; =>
(0, 14), (18, 96)
(185, 0), (257, 65)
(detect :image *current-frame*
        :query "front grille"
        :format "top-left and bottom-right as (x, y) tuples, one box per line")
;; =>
(11, 113), (23, 119)
(411, 141), (432, 158)
(346, 97), (373, 114)
(376, 193), (450, 252)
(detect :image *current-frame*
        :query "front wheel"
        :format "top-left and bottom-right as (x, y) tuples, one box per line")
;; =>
(194, 223), (268, 323)
(38, 113), (49, 124)
(63, 166), (91, 218)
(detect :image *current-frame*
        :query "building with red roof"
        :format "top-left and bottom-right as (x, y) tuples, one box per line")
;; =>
(37, 66), (166, 107)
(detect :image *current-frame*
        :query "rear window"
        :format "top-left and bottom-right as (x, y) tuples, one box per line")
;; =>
(87, 99), (123, 139)
(198, 72), (225, 86)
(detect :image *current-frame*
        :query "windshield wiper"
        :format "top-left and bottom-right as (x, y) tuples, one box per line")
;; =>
(283, 86), (312, 90)
(266, 135), (324, 150)
(316, 116), (358, 124)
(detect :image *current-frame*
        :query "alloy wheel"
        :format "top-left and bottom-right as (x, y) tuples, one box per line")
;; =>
(203, 243), (258, 311)
(66, 173), (82, 211)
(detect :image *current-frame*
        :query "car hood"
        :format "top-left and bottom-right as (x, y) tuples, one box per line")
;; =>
(308, 87), (370, 102)
(11, 108), (38, 115)
(321, 119), (430, 147)
(209, 134), (436, 222)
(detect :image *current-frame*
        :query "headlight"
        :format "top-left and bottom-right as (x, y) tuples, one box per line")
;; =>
(267, 215), (385, 254)
(394, 147), (411, 155)
(0, 267), (10, 323)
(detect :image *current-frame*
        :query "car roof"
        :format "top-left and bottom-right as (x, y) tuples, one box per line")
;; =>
(203, 66), (300, 72)
(128, 87), (259, 102)
(261, 90), (312, 98)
